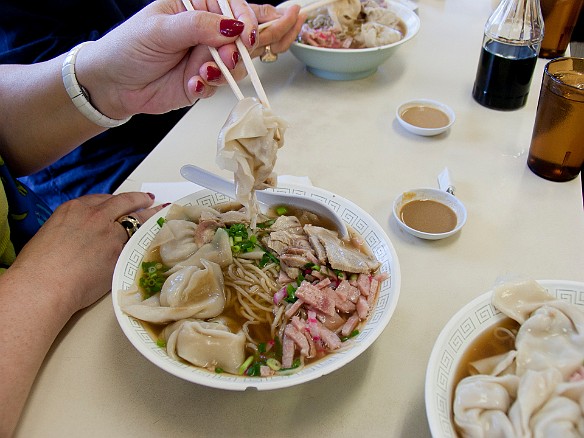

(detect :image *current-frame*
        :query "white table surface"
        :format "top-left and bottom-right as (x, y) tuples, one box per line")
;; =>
(16, 0), (584, 436)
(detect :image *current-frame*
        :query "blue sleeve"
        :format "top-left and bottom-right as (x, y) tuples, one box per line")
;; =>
(0, 0), (151, 64)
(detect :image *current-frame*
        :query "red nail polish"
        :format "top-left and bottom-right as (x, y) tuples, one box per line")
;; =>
(206, 65), (222, 82)
(232, 51), (240, 68)
(220, 19), (244, 37)
(161, 202), (172, 208)
(195, 80), (204, 93)
(147, 192), (156, 200)
(249, 29), (257, 46)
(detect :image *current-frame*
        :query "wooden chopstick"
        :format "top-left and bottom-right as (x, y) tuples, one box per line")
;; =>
(181, 0), (244, 101)
(258, 0), (338, 32)
(217, 0), (272, 109)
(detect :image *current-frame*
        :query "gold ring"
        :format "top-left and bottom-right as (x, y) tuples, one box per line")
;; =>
(116, 215), (141, 241)
(260, 45), (278, 63)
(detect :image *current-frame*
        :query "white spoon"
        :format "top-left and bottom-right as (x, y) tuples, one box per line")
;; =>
(180, 164), (349, 239)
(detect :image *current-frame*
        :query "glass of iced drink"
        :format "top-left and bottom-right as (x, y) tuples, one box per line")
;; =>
(527, 57), (584, 182)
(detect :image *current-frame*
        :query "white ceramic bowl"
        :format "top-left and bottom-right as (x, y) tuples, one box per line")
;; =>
(112, 184), (401, 390)
(392, 188), (467, 240)
(425, 280), (584, 438)
(289, 1), (420, 80)
(396, 99), (455, 136)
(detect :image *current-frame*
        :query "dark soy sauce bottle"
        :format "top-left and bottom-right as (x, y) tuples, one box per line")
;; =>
(472, 0), (544, 110)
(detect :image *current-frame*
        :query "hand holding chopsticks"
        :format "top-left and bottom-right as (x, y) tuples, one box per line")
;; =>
(181, 0), (271, 109)
(180, 0), (245, 101)
(216, 0), (272, 109)
(258, 0), (337, 31)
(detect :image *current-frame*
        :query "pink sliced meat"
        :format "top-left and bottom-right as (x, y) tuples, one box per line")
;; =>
(315, 277), (332, 289)
(336, 280), (359, 302)
(284, 324), (309, 356)
(285, 298), (305, 318)
(357, 273), (371, 297)
(317, 322), (342, 350)
(295, 282), (336, 316)
(281, 335), (295, 369)
(357, 296), (369, 319)
(291, 316), (317, 358)
(316, 310), (346, 331)
(335, 295), (357, 313)
(341, 314), (360, 337)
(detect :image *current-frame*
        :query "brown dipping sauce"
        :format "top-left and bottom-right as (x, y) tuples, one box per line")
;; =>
(400, 105), (450, 129)
(399, 199), (457, 234)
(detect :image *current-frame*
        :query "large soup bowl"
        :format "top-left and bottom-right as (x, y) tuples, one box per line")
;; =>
(288, 0), (420, 80)
(112, 185), (401, 391)
(424, 279), (584, 437)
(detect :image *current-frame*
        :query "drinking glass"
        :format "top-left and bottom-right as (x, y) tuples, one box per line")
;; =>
(527, 57), (584, 182)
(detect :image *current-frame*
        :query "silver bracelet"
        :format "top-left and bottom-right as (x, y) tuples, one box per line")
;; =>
(61, 42), (131, 128)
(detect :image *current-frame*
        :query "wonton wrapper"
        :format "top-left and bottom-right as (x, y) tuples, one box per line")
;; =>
(166, 227), (233, 275)
(355, 22), (402, 47)
(164, 319), (246, 375)
(149, 220), (198, 267)
(216, 97), (288, 225)
(120, 259), (225, 324)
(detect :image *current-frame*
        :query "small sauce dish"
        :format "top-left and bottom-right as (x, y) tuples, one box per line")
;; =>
(396, 99), (455, 136)
(392, 188), (467, 240)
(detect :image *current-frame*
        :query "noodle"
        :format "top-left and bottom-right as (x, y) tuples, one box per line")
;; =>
(493, 326), (516, 342)
(271, 304), (286, 339)
(223, 257), (281, 344)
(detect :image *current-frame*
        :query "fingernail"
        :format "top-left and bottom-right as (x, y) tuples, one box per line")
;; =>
(249, 29), (257, 46)
(147, 192), (155, 200)
(161, 202), (172, 208)
(206, 65), (221, 82)
(220, 19), (244, 37)
(232, 51), (240, 68)
(195, 79), (205, 93)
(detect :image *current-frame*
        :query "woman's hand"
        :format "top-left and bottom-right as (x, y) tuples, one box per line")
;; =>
(75, 0), (260, 120)
(251, 4), (306, 58)
(10, 192), (164, 315)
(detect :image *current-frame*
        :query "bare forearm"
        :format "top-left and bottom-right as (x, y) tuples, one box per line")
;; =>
(0, 267), (76, 437)
(0, 56), (105, 176)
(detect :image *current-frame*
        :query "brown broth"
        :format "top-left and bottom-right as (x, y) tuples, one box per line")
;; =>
(400, 105), (450, 129)
(452, 318), (519, 389)
(399, 199), (457, 234)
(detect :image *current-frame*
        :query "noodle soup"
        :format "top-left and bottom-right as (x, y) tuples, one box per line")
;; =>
(119, 201), (387, 378)
(447, 279), (584, 437)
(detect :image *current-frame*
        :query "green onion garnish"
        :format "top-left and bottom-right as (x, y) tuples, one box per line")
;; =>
(256, 219), (276, 229)
(284, 283), (298, 303)
(266, 358), (282, 371)
(238, 356), (254, 375)
(139, 261), (169, 298)
(341, 330), (360, 342)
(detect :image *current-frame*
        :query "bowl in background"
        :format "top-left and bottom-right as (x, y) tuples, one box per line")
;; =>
(289, 1), (420, 80)
(425, 280), (584, 438)
(392, 188), (467, 240)
(112, 184), (401, 391)
(396, 99), (455, 136)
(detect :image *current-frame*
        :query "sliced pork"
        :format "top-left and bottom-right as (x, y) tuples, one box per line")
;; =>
(304, 225), (381, 273)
